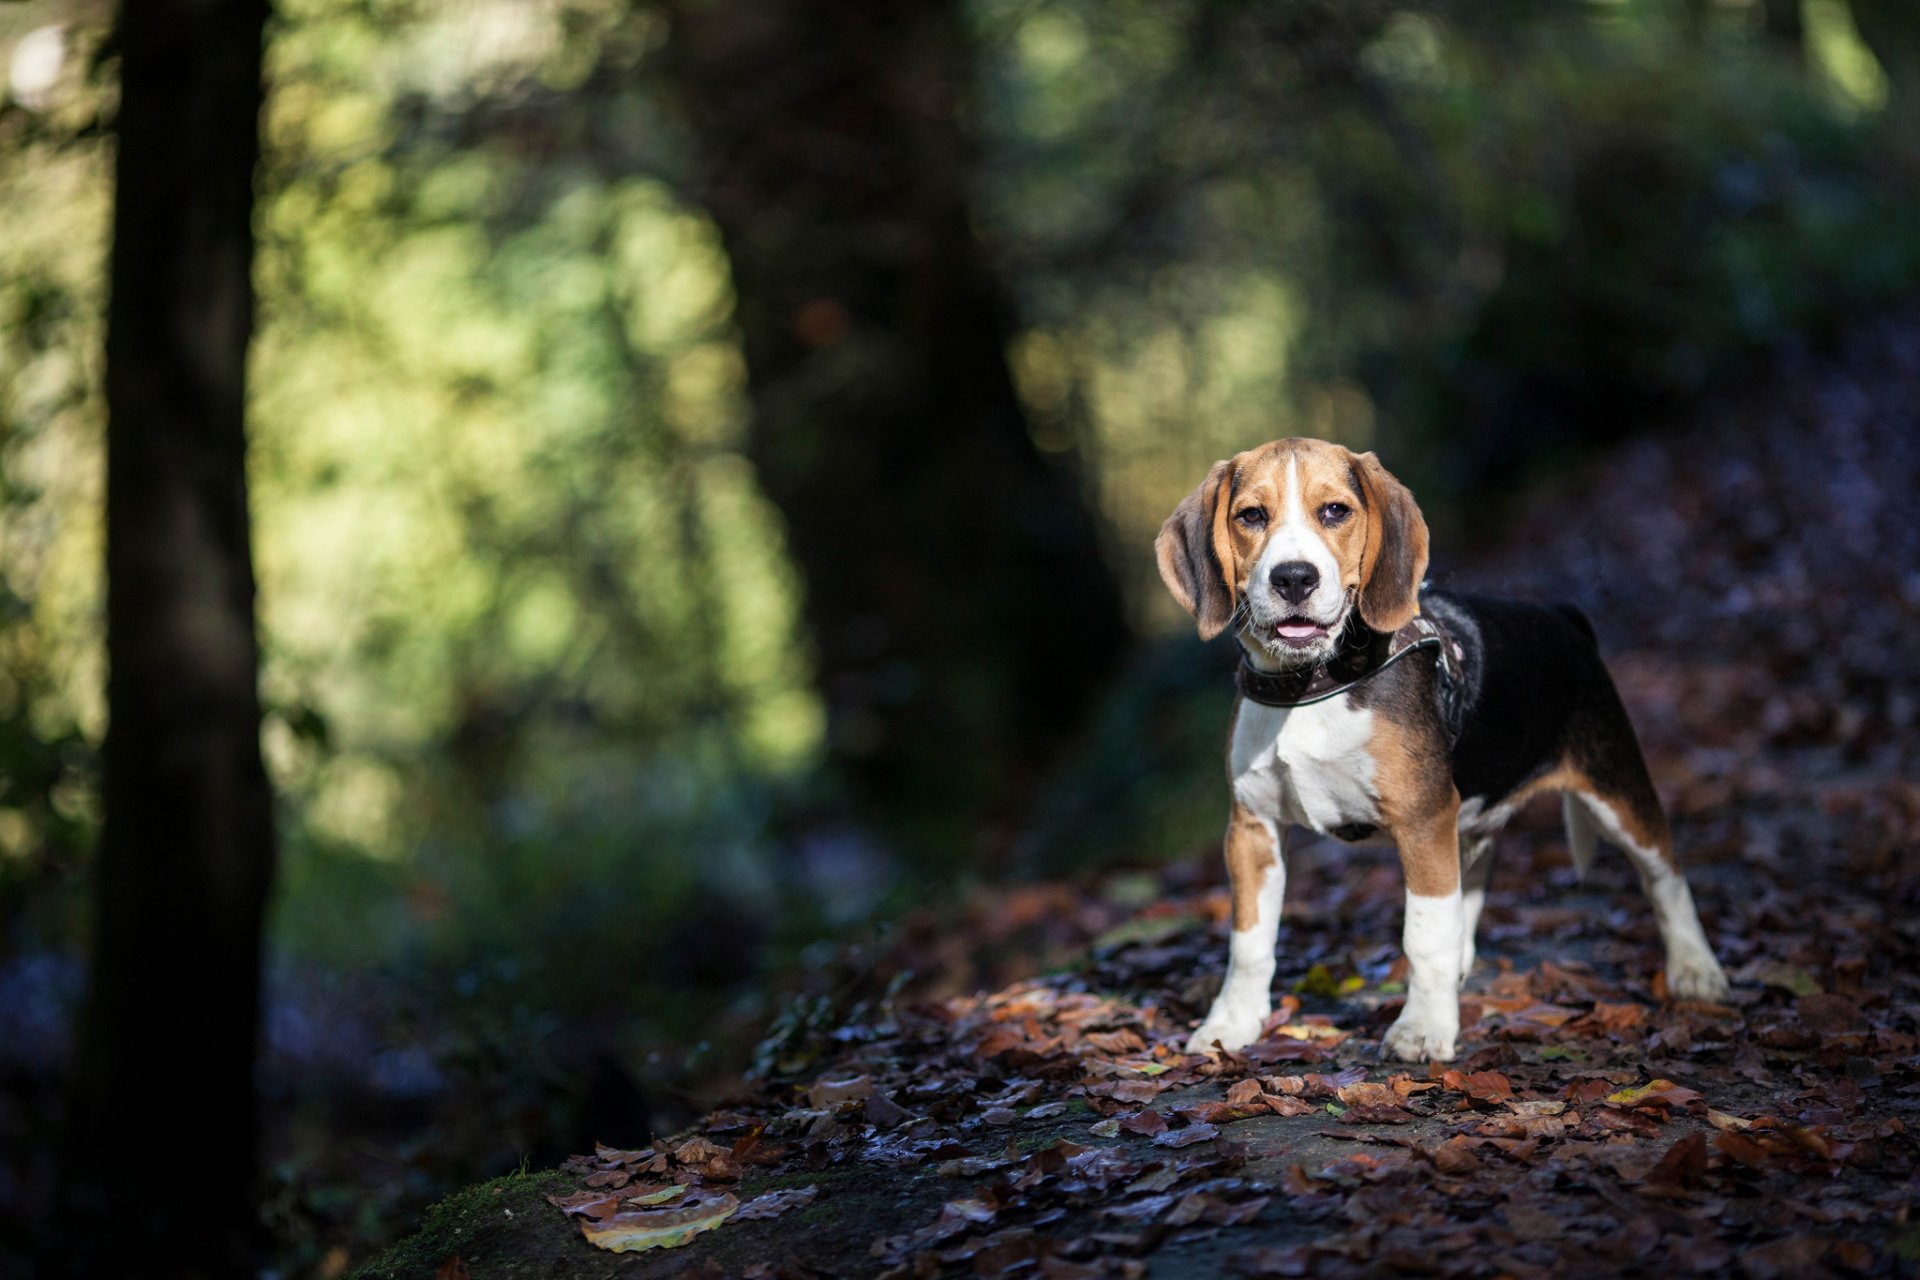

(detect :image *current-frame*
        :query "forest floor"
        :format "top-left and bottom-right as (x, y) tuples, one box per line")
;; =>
(354, 320), (1920, 1280)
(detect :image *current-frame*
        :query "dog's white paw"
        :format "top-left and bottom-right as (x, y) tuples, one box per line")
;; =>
(1666, 952), (1731, 1002)
(1381, 1010), (1458, 1062)
(1186, 999), (1268, 1054)
(1458, 940), (1477, 987)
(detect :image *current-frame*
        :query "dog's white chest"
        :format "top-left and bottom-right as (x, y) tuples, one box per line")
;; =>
(1230, 697), (1380, 835)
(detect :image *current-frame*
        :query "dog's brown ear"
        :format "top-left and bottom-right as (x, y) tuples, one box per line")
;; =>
(1351, 450), (1429, 632)
(1155, 459), (1238, 640)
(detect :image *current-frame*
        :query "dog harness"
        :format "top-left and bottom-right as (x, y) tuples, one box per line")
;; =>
(1236, 613), (1464, 728)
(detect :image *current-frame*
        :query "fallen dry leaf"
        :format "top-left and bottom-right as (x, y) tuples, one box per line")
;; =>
(580, 1194), (739, 1253)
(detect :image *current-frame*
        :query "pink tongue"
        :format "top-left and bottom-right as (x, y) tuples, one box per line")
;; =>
(1276, 621), (1322, 639)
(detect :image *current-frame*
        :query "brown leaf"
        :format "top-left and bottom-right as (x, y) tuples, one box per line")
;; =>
(674, 1136), (728, 1165)
(1712, 1131), (1773, 1169)
(1225, 1078), (1265, 1107)
(550, 1186), (667, 1219)
(1334, 1082), (1401, 1109)
(1645, 1132), (1709, 1189)
(864, 1092), (910, 1129)
(1563, 1078), (1613, 1106)
(806, 1074), (873, 1109)
(1337, 1103), (1411, 1125)
(1441, 1069), (1513, 1105)
(1083, 1029), (1148, 1055)
(733, 1185), (819, 1221)
(593, 1144), (654, 1166)
(435, 1256), (469, 1280)
(1107, 1079), (1160, 1104)
(1426, 1137), (1482, 1174)
(1386, 1074), (1437, 1099)
(1117, 1109), (1168, 1136)
(1153, 1122), (1219, 1148)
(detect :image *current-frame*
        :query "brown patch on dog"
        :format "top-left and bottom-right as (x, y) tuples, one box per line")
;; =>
(1350, 451), (1429, 632)
(1155, 459), (1237, 638)
(1392, 794), (1463, 899)
(1368, 709), (1461, 896)
(1504, 761), (1586, 810)
(1224, 799), (1279, 931)
(1504, 759), (1681, 872)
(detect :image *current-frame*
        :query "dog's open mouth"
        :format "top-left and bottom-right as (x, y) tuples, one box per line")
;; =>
(1271, 618), (1329, 648)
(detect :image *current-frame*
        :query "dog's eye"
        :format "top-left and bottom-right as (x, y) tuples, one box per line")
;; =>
(1235, 508), (1268, 530)
(1318, 502), (1351, 527)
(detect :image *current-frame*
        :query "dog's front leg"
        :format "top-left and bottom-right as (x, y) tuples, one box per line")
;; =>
(1383, 804), (1463, 1061)
(1187, 804), (1284, 1053)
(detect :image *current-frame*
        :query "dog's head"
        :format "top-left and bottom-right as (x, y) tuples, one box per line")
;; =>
(1155, 439), (1429, 667)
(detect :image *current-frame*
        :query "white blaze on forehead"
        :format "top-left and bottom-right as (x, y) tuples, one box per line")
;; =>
(1249, 450), (1344, 622)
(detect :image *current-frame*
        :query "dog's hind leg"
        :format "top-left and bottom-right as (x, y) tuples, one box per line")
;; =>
(1564, 707), (1730, 1002)
(1458, 836), (1495, 984)
(1569, 784), (1727, 1001)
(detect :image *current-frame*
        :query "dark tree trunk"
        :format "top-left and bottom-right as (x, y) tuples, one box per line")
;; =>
(1759, 0), (1805, 60)
(56, 0), (275, 1275)
(664, 0), (1131, 858)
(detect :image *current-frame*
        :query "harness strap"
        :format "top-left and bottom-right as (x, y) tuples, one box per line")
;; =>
(1236, 612), (1464, 739)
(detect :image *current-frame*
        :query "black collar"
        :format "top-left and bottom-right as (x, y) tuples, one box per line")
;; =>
(1236, 614), (1456, 708)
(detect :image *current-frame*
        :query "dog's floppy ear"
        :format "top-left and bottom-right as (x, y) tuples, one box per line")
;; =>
(1351, 450), (1429, 632)
(1155, 459), (1238, 640)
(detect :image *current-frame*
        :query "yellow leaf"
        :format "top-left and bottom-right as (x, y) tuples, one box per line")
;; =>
(1606, 1079), (1672, 1104)
(580, 1193), (738, 1253)
(1275, 1023), (1344, 1041)
(1604, 1079), (1700, 1108)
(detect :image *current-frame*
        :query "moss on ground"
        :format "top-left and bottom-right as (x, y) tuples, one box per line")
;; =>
(349, 1170), (578, 1280)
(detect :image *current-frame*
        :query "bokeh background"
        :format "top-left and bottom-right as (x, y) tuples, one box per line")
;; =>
(2, 0), (1916, 1272)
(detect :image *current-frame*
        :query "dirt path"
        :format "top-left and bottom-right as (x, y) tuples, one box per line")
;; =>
(356, 319), (1920, 1280)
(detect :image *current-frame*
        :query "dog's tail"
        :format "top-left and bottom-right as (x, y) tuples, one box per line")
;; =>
(1562, 793), (1599, 880)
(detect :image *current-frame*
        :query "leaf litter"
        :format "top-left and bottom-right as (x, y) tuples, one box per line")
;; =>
(551, 317), (1920, 1275)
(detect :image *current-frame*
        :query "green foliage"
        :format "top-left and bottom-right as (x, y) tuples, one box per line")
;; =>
(0, 10), (110, 937)
(1, 1), (819, 1031)
(975, 0), (1920, 568)
(247, 0), (828, 1027)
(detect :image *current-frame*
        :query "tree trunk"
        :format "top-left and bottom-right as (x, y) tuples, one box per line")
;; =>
(1759, 0), (1805, 61)
(57, 0), (275, 1275)
(664, 0), (1130, 859)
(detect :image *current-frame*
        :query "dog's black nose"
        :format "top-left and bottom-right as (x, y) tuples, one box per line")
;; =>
(1269, 561), (1320, 604)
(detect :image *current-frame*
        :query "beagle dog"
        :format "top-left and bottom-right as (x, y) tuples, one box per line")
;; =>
(1157, 438), (1729, 1061)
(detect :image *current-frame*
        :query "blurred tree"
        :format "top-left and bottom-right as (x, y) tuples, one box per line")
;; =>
(1850, 0), (1920, 118)
(664, 0), (1130, 859)
(57, 0), (276, 1273)
(1761, 0), (1806, 59)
